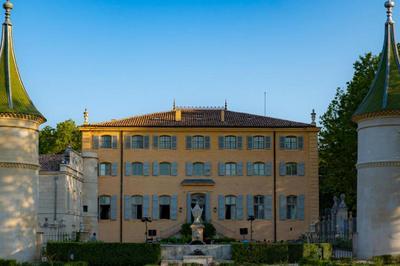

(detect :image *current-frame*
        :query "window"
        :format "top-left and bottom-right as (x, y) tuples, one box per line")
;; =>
(286, 162), (298, 176)
(83, 205), (88, 213)
(160, 162), (172, 176)
(100, 135), (112, 149)
(253, 136), (265, 149)
(253, 162), (265, 176)
(287, 195), (297, 220)
(193, 162), (205, 176)
(132, 162), (144, 176)
(132, 196), (143, 220)
(284, 136), (298, 150)
(159, 135), (172, 149)
(192, 136), (205, 149)
(254, 195), (264, 219)
(100, 163), (112, 176)
(132, 135), (144, 149)
(224, 136), (237, 149)
(225, 163), (237, 176)
(159, 196), (171, 219)
(99, 196), (111, 220)
(225, 196), (236, 220)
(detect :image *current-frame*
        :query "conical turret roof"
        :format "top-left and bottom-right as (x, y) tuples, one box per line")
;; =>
(354, 1), (400, 121)
(0, 1), (45, 122)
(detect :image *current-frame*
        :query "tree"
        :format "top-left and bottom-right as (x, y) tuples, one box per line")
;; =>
(319, 53), (379, 213)
(39, 119), (82, 154)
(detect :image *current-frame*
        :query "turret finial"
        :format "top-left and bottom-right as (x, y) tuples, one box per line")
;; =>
(311, 109), (316, 126)
(173, 99), (176, 110)
(385, 0), (395, 23)
(83, 108), (89, 125)
(224, 99), (228, 110)
(3, 0), (13, 25)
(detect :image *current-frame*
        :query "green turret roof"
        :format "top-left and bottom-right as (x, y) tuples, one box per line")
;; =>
(0, 1), (45, 122)
(354, 1), (400, 121)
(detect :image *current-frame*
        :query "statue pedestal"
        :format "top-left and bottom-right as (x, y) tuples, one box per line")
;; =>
(190, 223), (205, 243)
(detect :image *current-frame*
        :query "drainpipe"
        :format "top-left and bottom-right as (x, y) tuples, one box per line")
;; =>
(119, 131), (124, 243)
(54, 176), (58, 222)
(273, 131), (277, 242)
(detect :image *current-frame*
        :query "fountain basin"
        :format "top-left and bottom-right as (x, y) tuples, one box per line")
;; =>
(161, 244), (231, 261)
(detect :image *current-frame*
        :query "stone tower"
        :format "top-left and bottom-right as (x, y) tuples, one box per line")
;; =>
(353, 0), (400, 259)
(0, 0), (46, 261)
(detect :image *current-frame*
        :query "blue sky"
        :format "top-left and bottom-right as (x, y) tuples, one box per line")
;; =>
(10, 0), (386, 127)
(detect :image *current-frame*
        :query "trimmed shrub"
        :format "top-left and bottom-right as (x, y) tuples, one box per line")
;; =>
(46, 242), (161, 266)
(0, 259), (17, 266)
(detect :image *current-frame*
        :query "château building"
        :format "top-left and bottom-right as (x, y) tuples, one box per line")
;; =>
(80, 106), (319, 242)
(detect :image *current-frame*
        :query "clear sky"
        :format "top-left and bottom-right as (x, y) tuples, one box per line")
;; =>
(9, 0), (387, 127)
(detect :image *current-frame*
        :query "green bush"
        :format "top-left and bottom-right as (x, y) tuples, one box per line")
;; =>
(46, 242), (160, 266)
(373, 254), (400, 265)
(0, 259), (17, 266)
(211, 237), (236, 244)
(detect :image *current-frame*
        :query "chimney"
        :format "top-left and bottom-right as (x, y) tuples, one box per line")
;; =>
(221, 109), (225, 122)
(175, 109), (182, 121)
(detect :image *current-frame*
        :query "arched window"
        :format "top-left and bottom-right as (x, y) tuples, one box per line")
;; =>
(193, 162), (205, 176)
(192, 135), (205, 149)
(253, 136), (265, 149)
(253, 162), (265, 176)
(159, 195), (171, 219)
(99, 162), (112, 176)
(132, 135), (144, 149)
(284, 136), (298, 150)
(100, 135), (112, 148)
(132, 162), (144, 176)
(159, 135), (172, 149)
(224, 136), (237, 149)
(287, 195), (297, 220)
(132, 195), (143, 219)
(254, 195), (264, 219)
(159, 162), (172, 176)
(225, 162), (237, 176)
(286, 162), (298, 176)
(99, 195), (111, 220)
(225, 195), (237, 220)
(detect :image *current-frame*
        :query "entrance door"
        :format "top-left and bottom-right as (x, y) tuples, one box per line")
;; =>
(191, 193), (206, 222)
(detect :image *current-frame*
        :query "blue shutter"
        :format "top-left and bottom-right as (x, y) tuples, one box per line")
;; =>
(112, 163), (118, 176)
(265, 136), (271, 149)
(125, 162), (131, 176)
(143, 162), (150, 176)
(218, 136), (224, 149)
(186, 193), (192, 223)
(153, 136), (158, 149)
(247, 162), (253, 176)
(298, 162), (305, 176)
(92, 136), (99, 149)
(110, 195), (117, 220)
(279, 162), (286, 176)
(153, 161), (159, 176)
(205, 136), (211, 149)
(186, 136), (192, 149)
(279, 136), (285, 149)
(297, 136), (304, 150)
(186, 162), (193, 176)
(237, 136), (243, 150)
(236, 195), (244, 220)
(171, 162), (178, 176)
(218, 162), (225, 176)
(144, 135), (150, 149)
(247, 136), (253, 150)
(205, 192), (211, 222)
(297, 195), (305, 220)
(237, 162), (243, 176)
(218, 195), (225, 220)
(246, 194), (254, 218)
(279, 194), (287, 221)
(172, 136), (177, 149)
(205, 162), (211, 176)
(143, 195), (150, 218)
(265, 162), (272, 176)
(264, 195), (273, 220)
(124, 195), (132, 220)
(124, 136), (131, 149)
(112, 136), (118, 149)
(171, 194), (178, 220)
(152, 195), (159, 220)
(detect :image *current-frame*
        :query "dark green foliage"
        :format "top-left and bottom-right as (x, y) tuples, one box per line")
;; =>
(46, 242), (161, 266)
(373, 254), (400, 265)
(0, 259), (17, 266)
(211, 237), (236, 244)
(39, 120), (82, 154)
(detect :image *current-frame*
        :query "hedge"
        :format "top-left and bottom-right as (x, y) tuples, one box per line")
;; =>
(231, 243), (332, 264)
(46, 242), (161, 266)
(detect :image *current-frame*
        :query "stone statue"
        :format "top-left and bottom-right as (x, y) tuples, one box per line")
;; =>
(191, 202), (203, 224)
(190, 202), (205, 244)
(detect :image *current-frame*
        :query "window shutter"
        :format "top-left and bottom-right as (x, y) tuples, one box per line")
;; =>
(246, 194), (254, 218)
(205, 136), (211, 149)
(124, 136), (131, 149)
(152, 195), (159, 220)
(153, 136), (159, 149)
(143, 195), (150, 218)
(218, 195), (225, 220)
(186, 136), (192, 150)
(264, 195), (273, 220)
(297, 136), (304, 150)
(172, 136), (177, 150)
(111, 163), (118, 176)
(205, 162), (211, 176)
(186, 193), (192, 223)
(265, 136), (271, 149)
(92, 136), (99, 149)
(125, 162), (131, 176)
(279, 162), (286, 176)
(237, 136), (243, 150)
(279, 194), (287, 221)
(297, 195), (305, 220)
(171, 162), (178, 176)
(124, 195), (132, 220)
(143, 162), (150, 176)
(279, 136), (285, 149)
(237, 162), (243, 176)
(186, 162), (193, 176)
(298, 162), (305, 176)
(265, 162), (272, 176)
(218, 136), (224, 150)
(218, 162), (225, 176)
(171, 194), (178, 220)
(144, 136), (150, 149)
(110, 195), (117, 220)
(247, 162), (253, 176)
(153, 161), (159, 176)
(112, 136), (118, 149)
(205, 192), (211, 222)
(247, 136), (253, 150)
(236, 195), (244, 220)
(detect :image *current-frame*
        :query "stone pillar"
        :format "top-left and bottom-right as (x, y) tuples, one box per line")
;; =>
(82, 152), (98, 240)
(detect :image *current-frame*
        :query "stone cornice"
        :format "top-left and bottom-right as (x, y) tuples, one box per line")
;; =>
(0, 161), (40, 170)
(357, 161), (400, 169)
(353, 110), (400, 123)
(0, 112), (46, 124)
